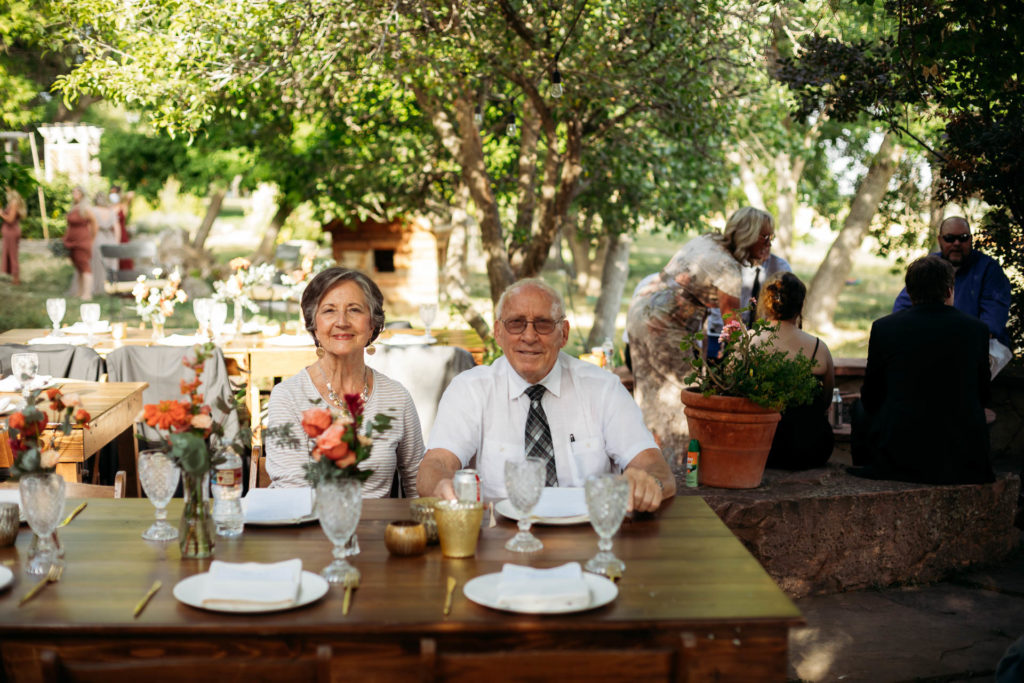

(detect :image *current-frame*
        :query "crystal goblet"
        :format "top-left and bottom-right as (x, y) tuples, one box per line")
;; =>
(138, 449), (181, 541)
(584, 473), (629, 577)
(10, 352), (39, 402)
(418, 303), (438, 340)
(193, 297), (214, 338)
(20, 473), (66, 575)
(80, 302), (101, 342)
(46, 298), (66, 336)
(209, 301), (229, 340)
(503, 458), (545, 552)
(315, 478), (362, 584)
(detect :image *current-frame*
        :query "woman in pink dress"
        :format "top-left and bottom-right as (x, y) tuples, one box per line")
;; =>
(1, 189), (27, 285)
(63, 187), (97, 299)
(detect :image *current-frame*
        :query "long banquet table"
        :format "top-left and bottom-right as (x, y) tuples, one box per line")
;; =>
(0, 496), (802, 682)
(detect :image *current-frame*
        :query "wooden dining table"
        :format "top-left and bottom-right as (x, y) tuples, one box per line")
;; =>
(1, 381), (146, 493)
(0, 495), (802, 682)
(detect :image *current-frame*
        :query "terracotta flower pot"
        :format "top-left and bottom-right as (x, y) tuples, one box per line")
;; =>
(680, 389), (781, 489)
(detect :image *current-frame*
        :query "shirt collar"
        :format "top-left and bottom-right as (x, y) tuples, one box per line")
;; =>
(504, 353), (564, 400)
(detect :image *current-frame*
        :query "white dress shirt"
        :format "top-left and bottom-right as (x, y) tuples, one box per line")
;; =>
(427, 353), (658, 500)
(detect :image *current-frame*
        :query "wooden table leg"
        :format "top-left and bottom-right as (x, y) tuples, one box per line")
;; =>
(115, 427), (140, 498)
(55, 461), (80, 484)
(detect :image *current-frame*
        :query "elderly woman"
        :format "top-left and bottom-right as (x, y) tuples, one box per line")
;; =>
(1, 188), (27, 285)
(753, 272), (835, 470)
(625, 206), (774, 461)
(265, 267), (424, 496)
(63, 187), (97, 299)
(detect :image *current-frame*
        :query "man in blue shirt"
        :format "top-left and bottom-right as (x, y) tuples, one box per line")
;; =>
(893, 216), (1013, 376)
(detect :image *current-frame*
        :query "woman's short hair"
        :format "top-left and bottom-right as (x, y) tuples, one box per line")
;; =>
(905, 255), (954, 305)
(301, 267), (386, 347)
(711, 206), (773, 265)
(495, 278), (566, 321)
(756, 272), (807, 322)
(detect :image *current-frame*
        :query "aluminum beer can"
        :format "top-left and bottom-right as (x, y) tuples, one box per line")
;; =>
(453, 469), (481, 503)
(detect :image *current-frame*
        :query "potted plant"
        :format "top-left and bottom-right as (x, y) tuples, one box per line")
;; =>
(680, 311), (818, 488)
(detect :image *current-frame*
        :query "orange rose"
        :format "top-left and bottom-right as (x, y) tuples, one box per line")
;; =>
(45, 388), (61, 401)
(301, 408), (333, 438)
(334, 451), (356, 468)
(74, 409), (91, 428)
(315, 423), (350, 462)
(8, 412), (25, 431)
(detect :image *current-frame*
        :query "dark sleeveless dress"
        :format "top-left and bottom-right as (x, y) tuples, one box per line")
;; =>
(765, 338), (834, 470)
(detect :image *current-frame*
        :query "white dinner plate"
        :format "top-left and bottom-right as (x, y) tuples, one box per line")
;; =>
(173, 570), (329, 613)
(463, 572), (617, 614)
(244, 513), (318, 527)
(0, 566), (13, 592)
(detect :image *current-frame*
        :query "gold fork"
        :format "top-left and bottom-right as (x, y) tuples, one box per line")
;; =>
(443, 576), (457, 616)
(19, 563), (63, 606)
(342, 571), (360, 616)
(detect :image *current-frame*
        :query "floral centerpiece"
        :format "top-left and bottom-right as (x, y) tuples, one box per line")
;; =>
(7, 388), (91, 478)
(681, 308), (818, 412)
(7, 388), (91, 573)
(132, 268), (188, 338)
(212, 257), (277, 331)
(679, 307), (819, 488)
(140, 343), (228, 558)
(280, 256), (334, 303)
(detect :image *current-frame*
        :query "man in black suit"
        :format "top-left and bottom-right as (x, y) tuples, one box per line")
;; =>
(851, 255), (993, 484)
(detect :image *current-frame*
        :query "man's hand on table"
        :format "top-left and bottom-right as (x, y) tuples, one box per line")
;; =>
(623, 467), (664, 513)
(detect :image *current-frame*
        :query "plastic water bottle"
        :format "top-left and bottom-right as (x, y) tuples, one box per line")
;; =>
(830, 388), (844, 428)
(212, 445), (244, 537)
(602, 337), (616, 368)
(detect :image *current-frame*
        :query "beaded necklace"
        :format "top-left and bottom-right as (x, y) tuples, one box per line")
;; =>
(318, 362), (370, 416)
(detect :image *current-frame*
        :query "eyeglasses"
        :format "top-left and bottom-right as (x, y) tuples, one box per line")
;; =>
(761, 233), (774, 245)
(502, 318), (563, 335)
(941, 233), (971, 244)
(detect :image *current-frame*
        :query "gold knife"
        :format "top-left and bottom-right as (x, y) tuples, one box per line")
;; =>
(59, 502), (87, 528)
(133, 580), (162, 618)
(443, 576), (456, 616)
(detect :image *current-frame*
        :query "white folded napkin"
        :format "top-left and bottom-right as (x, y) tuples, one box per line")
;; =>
(264, 334), (314, 347)
(0, 375), (53, 393)
(243, 487), (314, 523)
(533, 487), (587, 518)
(160, 334), (208, 347)
(27, 335), (88, 346)
(200, 559), (303, 609)
(0, 396), (14, 414)
(380, 334), (434, 346)
(495, 562), (591, 611)
(66, 321), (111, 334)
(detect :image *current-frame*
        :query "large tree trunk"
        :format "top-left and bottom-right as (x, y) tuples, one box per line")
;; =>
(804, 132), (903, 332)
(440, 187), (493, 341)
(250, 202), (294, 263)
(191, 186), (226, 250)
(726, 150), (767, 210)
(586, 231), (632, 349)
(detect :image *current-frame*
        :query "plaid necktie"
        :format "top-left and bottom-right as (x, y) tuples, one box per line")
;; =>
(525, 384), (557, 486)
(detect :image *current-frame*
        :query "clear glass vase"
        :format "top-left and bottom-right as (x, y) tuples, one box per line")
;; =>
(19, 472), (66, 575)
(232, 300), (244, 336)
(179, 471), (214, 559)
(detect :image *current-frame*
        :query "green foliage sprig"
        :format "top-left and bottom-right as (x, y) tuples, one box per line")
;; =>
(681, 308), (818, 412)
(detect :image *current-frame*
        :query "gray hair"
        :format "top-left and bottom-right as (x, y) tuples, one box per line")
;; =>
(710, 206), (773, 265)
(495, 278), (565, 321)
(301, 267), (386, 346)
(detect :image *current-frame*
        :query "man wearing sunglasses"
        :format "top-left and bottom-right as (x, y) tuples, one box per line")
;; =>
(419, 279), (675, 513)
(892, 216), (1012, 376)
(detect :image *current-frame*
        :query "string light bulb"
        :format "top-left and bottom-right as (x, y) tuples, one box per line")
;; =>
(474, 104), (483, 127)
(506, 114), (517, 136)
(550, 66), (564, 99)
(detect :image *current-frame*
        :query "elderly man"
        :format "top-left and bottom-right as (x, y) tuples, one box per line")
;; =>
(418, 279), (675, 512)
(705, 252), (792, 359)
(852, 255), (993, 484)
(893, 216), (1013, 376)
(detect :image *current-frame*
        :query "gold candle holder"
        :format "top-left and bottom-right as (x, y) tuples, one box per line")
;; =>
(385, 520), (427, 557)
(410, 497), (440, 544)
(434, 500), (484, 558)
(111, 322), (126, 342)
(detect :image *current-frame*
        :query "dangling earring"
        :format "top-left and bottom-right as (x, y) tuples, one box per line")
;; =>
(365, 344), (376, 356)
(316, 345), (325, 358)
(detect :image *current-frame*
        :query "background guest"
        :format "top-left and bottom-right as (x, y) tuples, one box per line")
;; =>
(625, 206), (774, 461)
(1, 188), (27, 285)
(265, 267), (424, 496)
(89, 191), (119, 296)
(753, 272), (835, 470)
(110, 185), (135, 270)
(63, 187), (97, 299)
(706, 251), (791, 360)
(852, 255), (993, 484)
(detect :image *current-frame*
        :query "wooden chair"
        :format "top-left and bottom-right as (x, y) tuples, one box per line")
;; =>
(248, 442), (270, 491)
(66, 471), (127, 499)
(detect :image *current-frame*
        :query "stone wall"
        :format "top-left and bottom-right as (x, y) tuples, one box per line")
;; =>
(676, 466), (1020, 598)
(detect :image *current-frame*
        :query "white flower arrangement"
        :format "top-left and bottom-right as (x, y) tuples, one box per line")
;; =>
(212, 257), (277, 313)
(132, 268), (188, 325)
